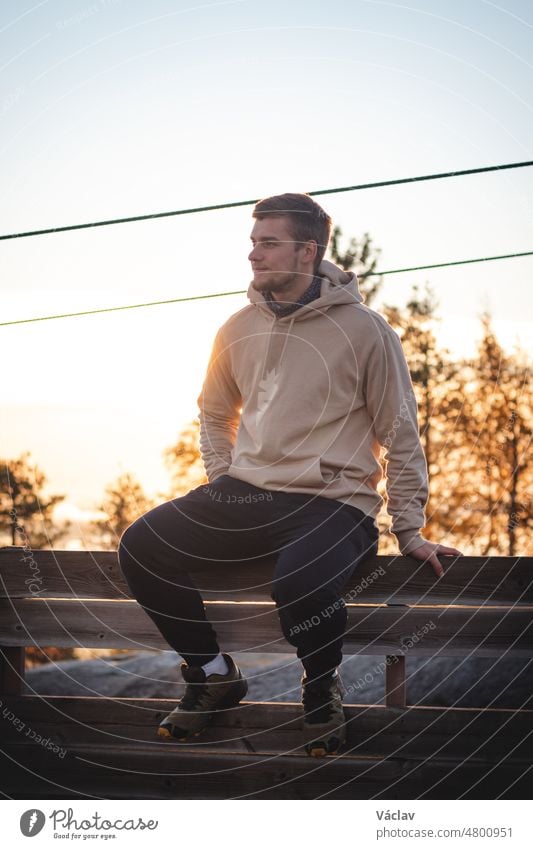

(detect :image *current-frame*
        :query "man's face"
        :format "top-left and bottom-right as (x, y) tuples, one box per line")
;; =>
(248, 215), (313, 295)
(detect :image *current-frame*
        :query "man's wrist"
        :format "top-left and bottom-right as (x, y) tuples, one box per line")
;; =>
(208, 468), (230, 483)
(396, 530), (427, 556)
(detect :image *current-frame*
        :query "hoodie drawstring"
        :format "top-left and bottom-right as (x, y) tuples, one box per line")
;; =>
(280, 317), (295, 366)
(259, 315), (296, 379)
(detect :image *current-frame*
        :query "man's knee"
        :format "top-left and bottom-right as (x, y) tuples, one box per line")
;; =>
(272, 566), (348, 621)
(118, 517), (150, 573)
(271, 571), (299, 606)
(271, 574), (322, 613)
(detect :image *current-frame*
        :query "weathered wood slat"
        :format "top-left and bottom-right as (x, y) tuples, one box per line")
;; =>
(385, 655), (406, 707)
(0, 739), (529, 800)
(0, 647), (25, 695)
(2, 547), (531, 605)
(1, 696), (531, 764)
(0, 598), (531, 655)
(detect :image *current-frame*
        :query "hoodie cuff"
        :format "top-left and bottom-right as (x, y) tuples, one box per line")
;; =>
(209, 469), (229, 483)
(395, 530), (427, 556)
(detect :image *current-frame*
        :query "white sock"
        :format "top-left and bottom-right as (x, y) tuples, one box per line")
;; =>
(201, 653), (230, 677)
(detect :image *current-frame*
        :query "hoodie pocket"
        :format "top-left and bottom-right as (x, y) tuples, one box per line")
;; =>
(319, 460), (342, 483)
(282, 455), (327, 487)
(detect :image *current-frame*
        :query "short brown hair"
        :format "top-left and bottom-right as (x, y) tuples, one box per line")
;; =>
(252, 192), (332, 274)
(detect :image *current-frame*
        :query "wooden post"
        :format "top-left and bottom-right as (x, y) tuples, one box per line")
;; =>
(385, 655), (406, 707)
(0, 647), (25, 695)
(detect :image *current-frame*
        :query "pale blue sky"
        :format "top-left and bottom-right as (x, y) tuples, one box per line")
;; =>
(1, 0), (532, 527)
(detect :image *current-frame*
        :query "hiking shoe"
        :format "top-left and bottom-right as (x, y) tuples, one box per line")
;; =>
(157, 653), (248, 741)
(301, 671), (346, 757)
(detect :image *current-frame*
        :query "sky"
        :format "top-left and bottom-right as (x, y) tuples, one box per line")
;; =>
(1, 0), (532, 529)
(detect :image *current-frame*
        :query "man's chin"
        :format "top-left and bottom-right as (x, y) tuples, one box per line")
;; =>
(251, 276), (271, 291)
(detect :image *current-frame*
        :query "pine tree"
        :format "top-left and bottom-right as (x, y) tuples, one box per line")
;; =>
(328, 226), (383, 306)
(458, 315), (532, 555)
(0, 452), (68, 549)
(91, 472), (156, 550)
(163, 419), (207, 497)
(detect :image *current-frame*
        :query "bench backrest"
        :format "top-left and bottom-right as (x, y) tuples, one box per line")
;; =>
(1, 547), (531, 657)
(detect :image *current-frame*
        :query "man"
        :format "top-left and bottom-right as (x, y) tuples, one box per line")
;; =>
(118, 193), (462, 757)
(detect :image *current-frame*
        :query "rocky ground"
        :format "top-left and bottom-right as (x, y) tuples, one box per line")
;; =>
(25, 650), (532, 708)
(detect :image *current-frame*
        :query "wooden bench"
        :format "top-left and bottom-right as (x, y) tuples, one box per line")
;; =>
(0, 545), (532, 799)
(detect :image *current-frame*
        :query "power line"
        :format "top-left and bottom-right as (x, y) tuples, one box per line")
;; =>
(363, 250), (533, 276)
(1, 159), (532, 242)
(2, 249), (531, 328)
(1, 289), (245, 328)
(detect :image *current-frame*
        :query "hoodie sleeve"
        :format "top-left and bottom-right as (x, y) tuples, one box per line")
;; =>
(196, 326), (242, 482)
(363, 327), (429, 554)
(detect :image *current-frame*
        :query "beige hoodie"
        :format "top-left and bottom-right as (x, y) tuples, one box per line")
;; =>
(197, 259), (428, 554)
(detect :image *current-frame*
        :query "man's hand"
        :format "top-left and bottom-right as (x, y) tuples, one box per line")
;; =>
(407, 540), (463, 579)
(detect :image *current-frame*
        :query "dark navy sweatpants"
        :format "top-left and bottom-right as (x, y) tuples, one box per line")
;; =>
(118, 474), (379, 680)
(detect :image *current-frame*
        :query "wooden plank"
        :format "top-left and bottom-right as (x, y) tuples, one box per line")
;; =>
(0, 598), (532, 656)
(1, 547), (532, 605)
(0, 738), (529, 800)
(2, 695), (531, 799)
(385, 655), (406, 707)
(1, 696), (531, 764)
(0, 548), (125, 601)
(0, 647), (25, 695)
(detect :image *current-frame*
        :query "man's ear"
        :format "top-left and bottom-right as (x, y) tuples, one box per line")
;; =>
(305, 239), (318, 264)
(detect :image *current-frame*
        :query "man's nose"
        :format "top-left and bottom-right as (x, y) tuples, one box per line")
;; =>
(248, 244), (262, 262)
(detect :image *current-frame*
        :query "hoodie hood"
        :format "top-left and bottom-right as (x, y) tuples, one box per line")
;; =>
(246, 258), (363, 322)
